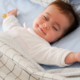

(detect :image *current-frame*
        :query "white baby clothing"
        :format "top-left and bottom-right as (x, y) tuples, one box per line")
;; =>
(2, 15), (72, 67)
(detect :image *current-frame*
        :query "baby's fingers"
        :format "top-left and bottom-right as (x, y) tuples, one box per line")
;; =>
(7, 8), (18, 17)
(8, 9), (18, 14)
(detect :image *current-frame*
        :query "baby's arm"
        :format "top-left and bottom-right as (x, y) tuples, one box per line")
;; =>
(65, 52), (80, 64)
(3, 9), (22, 31)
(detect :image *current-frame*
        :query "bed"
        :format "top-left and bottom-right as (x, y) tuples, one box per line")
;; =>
(0, 0), (80, 80)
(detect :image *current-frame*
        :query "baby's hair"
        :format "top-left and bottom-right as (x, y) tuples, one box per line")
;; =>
(47, 0), (79, 37)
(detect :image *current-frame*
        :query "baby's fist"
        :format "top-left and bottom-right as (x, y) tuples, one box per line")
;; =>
(7, 8), (18, 17)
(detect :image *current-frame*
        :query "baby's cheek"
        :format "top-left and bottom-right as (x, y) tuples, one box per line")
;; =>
(37, 16), (44, 23)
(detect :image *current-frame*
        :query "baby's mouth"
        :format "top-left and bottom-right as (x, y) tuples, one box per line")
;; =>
(39, 25), (46, 35)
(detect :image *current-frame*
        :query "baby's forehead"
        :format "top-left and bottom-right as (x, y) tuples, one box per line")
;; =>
(43, 5), (63, 15)
(45, 4), (74, 20)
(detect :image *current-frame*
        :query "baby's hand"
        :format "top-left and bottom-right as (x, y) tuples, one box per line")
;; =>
(7, 8), (18, 17)
(75, 52), (80, 62)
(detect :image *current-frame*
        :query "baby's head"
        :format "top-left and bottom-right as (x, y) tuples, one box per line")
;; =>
(33, 0), (79, 43)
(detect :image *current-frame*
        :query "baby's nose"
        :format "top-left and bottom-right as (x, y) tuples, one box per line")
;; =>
(43, 23), (50, 29)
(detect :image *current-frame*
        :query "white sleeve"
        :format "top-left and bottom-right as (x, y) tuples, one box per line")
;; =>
(31, 45), (72, 67)
(2, 15), (22, 31)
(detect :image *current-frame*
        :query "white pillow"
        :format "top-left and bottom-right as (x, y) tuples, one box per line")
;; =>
(30, 0), (69, 7)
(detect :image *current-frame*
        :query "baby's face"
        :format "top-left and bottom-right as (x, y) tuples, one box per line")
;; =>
(33, 5), (70, 42)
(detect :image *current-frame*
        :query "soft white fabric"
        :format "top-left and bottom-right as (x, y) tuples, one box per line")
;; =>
(0, 40), (80, 80)
(0, 41), (45, 80)
(2, 15), (72, 67)
(30, 0), (69, 7)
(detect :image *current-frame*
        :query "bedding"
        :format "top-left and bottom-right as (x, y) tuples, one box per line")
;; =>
(1, 0), (80, 79)
(30, 0), (69, 7)
(0, 34), (80, 80)
(70, 0), (80, 4)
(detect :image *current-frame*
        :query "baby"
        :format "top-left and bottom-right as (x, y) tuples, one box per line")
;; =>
(2, 0), (80, 67)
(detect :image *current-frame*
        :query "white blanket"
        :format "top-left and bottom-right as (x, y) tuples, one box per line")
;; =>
(0, 32), (80, 80)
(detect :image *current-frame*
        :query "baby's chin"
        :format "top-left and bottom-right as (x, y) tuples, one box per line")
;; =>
(32, 28), (39, 36)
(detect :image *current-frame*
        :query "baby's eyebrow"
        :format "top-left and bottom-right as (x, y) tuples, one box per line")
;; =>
(45, 12), (51, 17)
